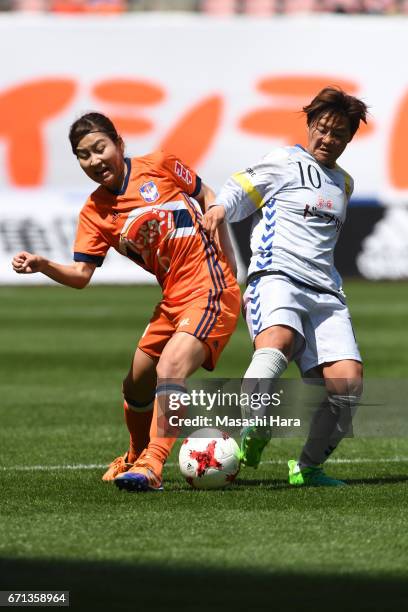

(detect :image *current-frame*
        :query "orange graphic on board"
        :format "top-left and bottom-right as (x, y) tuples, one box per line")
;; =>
(389, 89), (408, 189)
(160, 95), (223, 168)
(92, 79), (166, 136)
(239, 75), (373, 146)
(6, 74), (408, 193)
(92, 79), (222, 168)
(0, 78), (76, 186)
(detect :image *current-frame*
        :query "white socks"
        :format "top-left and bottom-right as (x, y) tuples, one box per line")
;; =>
(243, 348), (288, 380)
(241, 348), (288, 425)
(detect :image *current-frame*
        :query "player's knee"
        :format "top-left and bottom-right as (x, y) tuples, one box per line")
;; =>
(352, 362), (364, 385)
(325, 362), (363, 399)
(255, 326), (295, 359)
(156, 354), (183, 380)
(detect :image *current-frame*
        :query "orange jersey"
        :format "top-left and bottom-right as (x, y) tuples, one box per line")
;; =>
(74, 151), (236, 301)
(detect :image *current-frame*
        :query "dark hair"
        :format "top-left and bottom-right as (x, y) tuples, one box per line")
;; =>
(69, 112), (121, 154)
(303, 87), (368, 138)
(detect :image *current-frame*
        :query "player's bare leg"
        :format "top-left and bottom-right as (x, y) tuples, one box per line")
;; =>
(289, 359), (363, 486)
(115, 332), (209, 492)
(102, 349), (157, 481)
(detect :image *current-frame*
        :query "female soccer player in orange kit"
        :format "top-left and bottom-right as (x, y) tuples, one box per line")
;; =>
(12, 112), (240, 492)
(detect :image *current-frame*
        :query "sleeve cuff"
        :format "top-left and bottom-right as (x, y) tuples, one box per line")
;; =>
(191, 175), (202, 198)
(74, 252), (104, 267)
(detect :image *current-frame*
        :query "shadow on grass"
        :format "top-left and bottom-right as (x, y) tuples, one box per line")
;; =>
(235, 475), (408, 489)
(346, 475), (408, 486)
(1, 557), (407, 612)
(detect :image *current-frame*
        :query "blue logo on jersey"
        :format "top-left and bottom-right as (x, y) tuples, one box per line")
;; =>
(140, 181), (159, 203)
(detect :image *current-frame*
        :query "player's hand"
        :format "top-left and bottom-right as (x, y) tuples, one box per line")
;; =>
(12, 251), (46, 274)
(202, 205), (226, 240)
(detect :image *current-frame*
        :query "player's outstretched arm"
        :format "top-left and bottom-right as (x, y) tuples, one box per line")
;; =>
(12, 251), (96, 289)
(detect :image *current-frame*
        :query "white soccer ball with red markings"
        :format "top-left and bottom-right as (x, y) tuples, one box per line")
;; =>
(179, 428), (241, 490)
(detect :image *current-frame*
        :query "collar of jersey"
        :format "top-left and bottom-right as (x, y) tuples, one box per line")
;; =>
(111, 157), (131, 196)
(295, 144), (337, 172)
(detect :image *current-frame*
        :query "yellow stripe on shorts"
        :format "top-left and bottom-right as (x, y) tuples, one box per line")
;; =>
(232, 172), (264, 209)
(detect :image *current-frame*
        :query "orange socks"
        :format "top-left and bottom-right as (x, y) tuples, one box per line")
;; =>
(124, 399), (153, 463)
(141, 383), (186, 477)
(142, 398), (176, 477)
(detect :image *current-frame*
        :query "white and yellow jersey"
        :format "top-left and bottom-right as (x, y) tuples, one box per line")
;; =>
(216, 145), (354, 297)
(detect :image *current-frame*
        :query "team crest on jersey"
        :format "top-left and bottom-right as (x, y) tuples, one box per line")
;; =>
(140, 181), (159, 203)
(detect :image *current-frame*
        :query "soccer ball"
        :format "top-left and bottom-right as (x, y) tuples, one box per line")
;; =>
(179, 428), (241, 490)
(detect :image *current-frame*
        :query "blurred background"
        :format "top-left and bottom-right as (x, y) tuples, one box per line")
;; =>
(0, 0), (406, 14)
(0, 2), (407, 283)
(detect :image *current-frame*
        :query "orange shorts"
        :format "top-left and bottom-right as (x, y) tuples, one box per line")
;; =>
(138, 285), (241, 370)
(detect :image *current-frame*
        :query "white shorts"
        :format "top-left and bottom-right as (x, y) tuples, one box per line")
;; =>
(243, 274), (362, 375)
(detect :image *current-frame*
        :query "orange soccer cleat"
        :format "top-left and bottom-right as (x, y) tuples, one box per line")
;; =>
(102, 452), (134, 482)
(114, 451), (163, 492)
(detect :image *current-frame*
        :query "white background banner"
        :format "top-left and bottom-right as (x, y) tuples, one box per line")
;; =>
(1, 14), (407, 283)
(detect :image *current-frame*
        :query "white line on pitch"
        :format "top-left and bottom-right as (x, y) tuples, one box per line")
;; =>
(1, 457), (408, 472)
(0, 463), (106, 472)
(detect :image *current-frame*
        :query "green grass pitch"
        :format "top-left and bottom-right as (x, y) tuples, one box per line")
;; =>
(1, 281), (408, 611)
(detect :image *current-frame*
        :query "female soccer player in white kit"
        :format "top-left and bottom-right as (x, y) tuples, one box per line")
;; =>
(203, 87), (368, 486)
